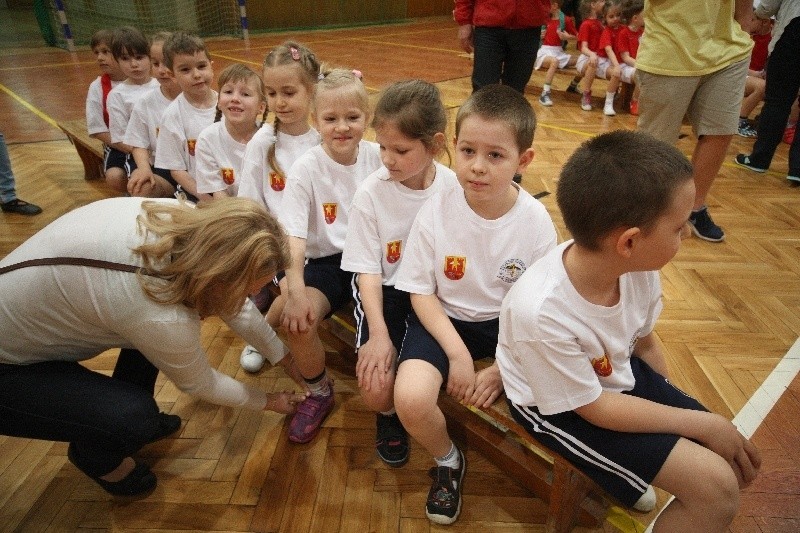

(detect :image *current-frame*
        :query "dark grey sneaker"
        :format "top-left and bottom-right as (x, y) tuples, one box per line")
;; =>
(734, 154), (767, 173)
(425, 447), (466, 525)
(1, 198), (42, 216)
(688, 206), (725, 242)
(376, 413), (409, 467)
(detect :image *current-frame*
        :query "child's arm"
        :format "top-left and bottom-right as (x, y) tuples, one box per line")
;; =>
(128, 147), (156, 195)
(631, 332), (669, 376)
(410, 292), (476, 402)
(354, 273), (396, 392)
(281, 236), (315, 333)
(620, 51), (636, 68)
(580, 41), (598, 64)
(470, 362), (503, 408)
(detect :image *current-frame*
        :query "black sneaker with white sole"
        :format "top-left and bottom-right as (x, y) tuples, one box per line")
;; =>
(375, 413), (409, 467)
(425, 447), (466, 525)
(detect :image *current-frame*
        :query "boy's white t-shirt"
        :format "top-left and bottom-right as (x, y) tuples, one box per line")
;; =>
(395, 184), (557, 322)
(124, 87), (174, 165)
(238, 125), (320, 220)
(281, 141), (382, 259)
(341, 162), (459, 286)
(85, 76), (122, 136)
(107, 79), (160, 143)
(195, 121), (249, 196)
(495, 240), (663, 415)
(154, 92), (217, 177)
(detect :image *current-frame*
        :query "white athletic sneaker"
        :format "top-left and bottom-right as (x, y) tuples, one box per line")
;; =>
(603, 102), (616, 116)
(240, 345), (266, 372)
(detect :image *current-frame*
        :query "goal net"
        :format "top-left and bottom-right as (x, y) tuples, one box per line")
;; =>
(43, 0), (243, 49)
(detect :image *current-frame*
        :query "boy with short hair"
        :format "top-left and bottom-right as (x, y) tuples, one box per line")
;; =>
(393, 84), (557, 525)
(106, 26), (159, 193)
(85, 29), (127, 187)
(154, 32), (216, 203)
(496, 130), (761, 532)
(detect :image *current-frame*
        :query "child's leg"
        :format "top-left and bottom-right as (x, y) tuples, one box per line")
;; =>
(649, 438), (739, 532)
(283, 286), (330, 381)
(395, 359), (449, 456)
(604, 66), (621, 116)
(740, 76), (766, 119)
(581, 64), (596, 110)
(543, 57), (559, 86)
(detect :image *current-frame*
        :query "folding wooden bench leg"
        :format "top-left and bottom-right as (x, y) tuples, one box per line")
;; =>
(546, 456), (594, 533)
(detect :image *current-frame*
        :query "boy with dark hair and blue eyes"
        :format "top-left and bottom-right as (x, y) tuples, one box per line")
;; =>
(496, 130), (762, 532)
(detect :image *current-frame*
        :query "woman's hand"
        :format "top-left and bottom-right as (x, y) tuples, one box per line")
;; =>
(265, 390), (310, 414)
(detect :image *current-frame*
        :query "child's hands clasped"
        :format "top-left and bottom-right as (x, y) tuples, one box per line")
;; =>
(698, 413), (762, 488)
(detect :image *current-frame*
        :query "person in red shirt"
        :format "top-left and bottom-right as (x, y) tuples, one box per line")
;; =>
(595, 0), (624, 115)
(536, 0), (579, 106)
(738, 14), (771, 137)
(575, 0), (608, 111)
(454, 0), (550, 93)
(617, 0), (644, 114)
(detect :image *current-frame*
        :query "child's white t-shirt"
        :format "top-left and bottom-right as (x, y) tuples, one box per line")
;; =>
(85, 76), (122, 136)
(395, 184), (557, 322)
(495, 240), (662, 415)
(154, 92), (217, 177)
(124, 87), (174, 165)
(195, 121), (249, 196)
(281, 141), (382, 259)
(238, 125), (320, 220)
(341, 162), (459, 287)
(107, 79), (160, 144)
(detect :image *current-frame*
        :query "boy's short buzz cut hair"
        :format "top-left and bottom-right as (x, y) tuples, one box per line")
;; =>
(110, 26), (149, 60)
(162, 32), (209, 71)
(557, 130), (693, 250)
(90, 29), (114, 50)
(455, 84), (536, 152)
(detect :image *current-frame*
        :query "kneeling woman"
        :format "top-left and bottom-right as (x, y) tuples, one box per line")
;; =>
(0, 197), (307, 496)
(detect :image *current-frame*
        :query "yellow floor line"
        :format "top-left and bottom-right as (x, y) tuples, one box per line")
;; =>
(0, 82), (58, 128)
(0, 59), (94, 72)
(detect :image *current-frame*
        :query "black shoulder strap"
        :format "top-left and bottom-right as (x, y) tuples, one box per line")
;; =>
(0, 257), (141, 276)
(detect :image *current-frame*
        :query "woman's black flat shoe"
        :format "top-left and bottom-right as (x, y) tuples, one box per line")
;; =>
(68, 446), (157, 496)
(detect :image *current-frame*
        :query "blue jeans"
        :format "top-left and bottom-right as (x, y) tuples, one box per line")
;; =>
(0, 132), (18, 203)
(0, 349), (162, 477)
(471, 26), (541, 93)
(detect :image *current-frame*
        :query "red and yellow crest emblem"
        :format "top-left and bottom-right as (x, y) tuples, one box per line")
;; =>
(221, 168), (235, 185)
(269, 171), (285, 191)
(591, 354), (613, 377)
(187, 139), (197, 156)
(386, 240), (402, 264)
(444, 256), (466, 280)
(323, 203), (337, 224)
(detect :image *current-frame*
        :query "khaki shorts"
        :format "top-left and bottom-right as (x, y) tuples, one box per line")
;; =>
(636, 58), (748, 143)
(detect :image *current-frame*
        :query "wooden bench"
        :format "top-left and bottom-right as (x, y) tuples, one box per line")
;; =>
(317, 308), (620, 533)
(58, 118), (105, 181)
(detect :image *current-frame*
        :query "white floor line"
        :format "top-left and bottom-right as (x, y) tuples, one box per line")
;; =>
(733, 336), (800, 439)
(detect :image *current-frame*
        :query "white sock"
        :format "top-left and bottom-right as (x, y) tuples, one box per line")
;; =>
(543, 83), (551, 93)
(435, 442), (460, 469)
(380, 408), (396, 416)
(605, 91), (615, 105)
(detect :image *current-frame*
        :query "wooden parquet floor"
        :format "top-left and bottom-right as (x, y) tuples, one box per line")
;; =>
(1, 14), (799, 533)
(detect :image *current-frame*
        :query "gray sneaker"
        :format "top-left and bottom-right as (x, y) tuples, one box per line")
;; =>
(539, 91), (553, 106)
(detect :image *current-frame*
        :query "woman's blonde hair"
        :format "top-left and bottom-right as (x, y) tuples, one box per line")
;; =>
(133, 198), (290, 318)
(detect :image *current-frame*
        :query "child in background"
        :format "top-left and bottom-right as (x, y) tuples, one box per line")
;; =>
(125, 32), (181, 198)
(85, 29), (127, 187)
(594, 0), (624, 115)
(341, 80), (459, 467)
(536, 0), (578, 107)
(393, 85), (557, 525)
(497, 130), (761, 532)
(575, 0), (606, 111)
(106, 26), (159, 193)
(617, 0), (644, 115)
(238, 41), (322, 372)
(738, 14), (771, 138)
(195, 64), (266, 199)
(154, 32), (216, 203)
(266, 69), (382, 445)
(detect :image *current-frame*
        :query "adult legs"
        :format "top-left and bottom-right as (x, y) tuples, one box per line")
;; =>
(471, 27), (506, 92)
(501, 28), (540, 93)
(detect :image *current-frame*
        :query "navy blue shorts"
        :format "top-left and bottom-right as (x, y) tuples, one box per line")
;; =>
(153, 166), (177, 190)
(275, 253), (353, 319)
(352, 282), (411, 353)
(508, 357), (708, 507)
(103, 146), (136, 176)
(398, 311), (498, 382)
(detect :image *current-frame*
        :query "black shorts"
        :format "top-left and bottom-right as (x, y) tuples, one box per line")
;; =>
(398, 310), (498, 382)
(153, 166), (177, 190)
(352, 282), (411, 353)
(508, 357), (708, 507)
(276, 253), (353, 318)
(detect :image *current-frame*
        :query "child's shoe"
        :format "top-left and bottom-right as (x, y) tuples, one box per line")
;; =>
(288, 390), (334, 443)
(788, 175), (800, 184)
(566, 79), (580, 93)
(688, 206), (725, 242)
(733, 154), (767, 173)
(580, 92), (592, 111)
(737, 118), (758, 138)
(603, 101), (616, 116)
(425, 447), (466, 525)
(240, 345), (265, 372)
(784, 122), (796, 144)
(539, 91), (553, 107)
(629, 99), (639, 116)
(375, 413), (409, 467)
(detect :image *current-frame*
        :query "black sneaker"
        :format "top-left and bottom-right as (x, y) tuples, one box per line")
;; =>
(734, 154), (767, 173)
(688, 206), (725, 242)
(1, 198), (42, 216)
(425, 447), (465, 525)
(376, 413), (409, 467)
(566, 80), (580, 94)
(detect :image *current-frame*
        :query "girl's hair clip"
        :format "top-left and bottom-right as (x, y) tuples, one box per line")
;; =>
(290, 47), (300, 61)
(317, 72), (325, 81)
(352, 69), (363, 80)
